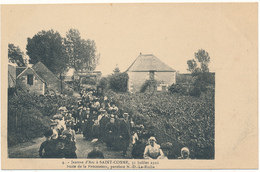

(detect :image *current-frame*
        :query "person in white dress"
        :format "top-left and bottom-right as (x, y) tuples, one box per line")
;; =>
(143, 137), (165, 159)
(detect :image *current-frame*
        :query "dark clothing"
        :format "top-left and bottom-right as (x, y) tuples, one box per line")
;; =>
(117, 119), (131, 154)
(83, 119), (94, 140)
(105, 122), (118, 148)
(92, 124), (100, 139)
(132, 141), (147, 159)
(87, 150), (104, 159)
(81, 110), (87, 121)
(99, 116), (110, 141)
(118, 119), (131, 140)
(39, 140), (56, 158)
(63, 140), (77, 158)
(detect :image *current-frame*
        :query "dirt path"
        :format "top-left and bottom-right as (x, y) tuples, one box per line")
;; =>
(8, 134), (132, 159)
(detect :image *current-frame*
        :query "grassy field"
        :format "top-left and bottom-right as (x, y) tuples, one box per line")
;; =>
(105, 89), (215, 159)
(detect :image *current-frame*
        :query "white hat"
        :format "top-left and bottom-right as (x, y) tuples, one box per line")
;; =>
(148, 136), (156, 142)
(181, 147), (190, 155)
(58, 106), (67, 111)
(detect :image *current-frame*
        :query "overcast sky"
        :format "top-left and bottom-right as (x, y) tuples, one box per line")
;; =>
(2, 3), (257, 76)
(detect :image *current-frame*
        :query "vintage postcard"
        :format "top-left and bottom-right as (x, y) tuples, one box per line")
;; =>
(1, 3), (258, 170)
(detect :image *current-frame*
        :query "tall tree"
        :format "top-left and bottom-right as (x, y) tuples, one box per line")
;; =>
(113, 64), (120, 74)
(26, 29), (68, 75)
(187, 49), (210, 75)
(64, 28), (99, 71)
(8, 44), (25, 67)
(187, 49), (211, 96)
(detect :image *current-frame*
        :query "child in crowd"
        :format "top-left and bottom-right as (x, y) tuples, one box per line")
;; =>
(178, 147), (191, 159)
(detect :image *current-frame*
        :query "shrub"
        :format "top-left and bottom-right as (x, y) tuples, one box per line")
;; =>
(98, 77), (109, 90)
(8, 92), (78, 147)
(109, 72), (129, 92)
(63, 88), (74, 96)
(81, 77), (96, 85)
(8, 99), (51, 146)
(140, 80), (158, 93)
(168, 83), (187, 94)
(103, 90), (215, 159)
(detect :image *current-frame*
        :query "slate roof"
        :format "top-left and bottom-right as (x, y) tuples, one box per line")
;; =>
(16, 67), (46, 83)
(126, 53), (175, 72)
(16, 67), (27, 76)
(32, 61), (61, 84)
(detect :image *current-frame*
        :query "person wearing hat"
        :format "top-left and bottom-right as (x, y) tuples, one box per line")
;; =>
(105, 117), (118, 149)
(178, 147), (191, 159)
(83, 111), (94, 140)
(39, 130), (56, 158)
(143, 137), (164, 159)
(62, 121), (76, 142)
(92, 118), (100, 139)
(91, 98), (100, 112)
(117, 113), (131, 157)
(58, 107), (67, 116)
(77, 106), (84, 134)
(81, 107), (87, 122)
(58, 116), (66, 131)
(87, 139), (104, 159)
(99, 111), (110, 142)
(77, 99), (83, 107)
(109, 103), (118, 114)
(50, 123), (59, 140)
(62, 131), (77, 158)
(97, 109), (106, 124)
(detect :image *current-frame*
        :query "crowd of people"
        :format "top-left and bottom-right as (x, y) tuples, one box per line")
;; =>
(39, 87), (191, 159)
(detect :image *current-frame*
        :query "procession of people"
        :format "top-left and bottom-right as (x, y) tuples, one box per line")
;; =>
(39, 87), (191, 160)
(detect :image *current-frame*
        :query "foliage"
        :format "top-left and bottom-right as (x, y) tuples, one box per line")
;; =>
(168, 83), (188, 94)
(62, 87), (74, 96)
(8, 92), (78, 146)
(98, 77), (109, 90)
(81, 77), (96, 85)
(187, 49), (211, 96)
(26, 29), (68, 75)
(8, 43), (26, 66)
(187, 49), (210, 74)
(104, 90), (215, 159)
(64, 28), (100, 71)
(109, 72), (129, 92)
(140, 80), (158, 93)
(113, 65), (120, 74)
(176, 73), (194, 85)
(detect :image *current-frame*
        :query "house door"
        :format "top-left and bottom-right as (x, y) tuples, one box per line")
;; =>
(149, 71), (155, 80)
(162, 85), (167, 91)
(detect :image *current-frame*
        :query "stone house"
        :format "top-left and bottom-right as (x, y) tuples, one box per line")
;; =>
(126, 53), (176, 92)
(16, 62), (63, 95)
(16, 66), (46, 95)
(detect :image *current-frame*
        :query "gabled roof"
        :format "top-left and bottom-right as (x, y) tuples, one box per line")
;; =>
(126, 53), (175, 72)
(16, 67), (46, 83)
(16, 67), (26, 76)
(32, 62), (60, 84)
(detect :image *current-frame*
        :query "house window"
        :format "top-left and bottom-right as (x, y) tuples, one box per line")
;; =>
(27, 74), (33, 85)
(149, 71), (155, 80)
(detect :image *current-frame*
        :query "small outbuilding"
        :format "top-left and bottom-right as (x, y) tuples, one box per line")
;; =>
(16, 66), (47, 95)
(16, 62), (63, 95)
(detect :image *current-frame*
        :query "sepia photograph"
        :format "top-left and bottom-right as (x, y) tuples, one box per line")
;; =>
(1, 2), (258, 170)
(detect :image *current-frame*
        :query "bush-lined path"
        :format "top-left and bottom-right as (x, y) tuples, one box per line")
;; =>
(8, 134), (130, 159)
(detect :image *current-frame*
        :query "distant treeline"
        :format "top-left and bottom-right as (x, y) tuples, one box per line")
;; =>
(176, 72), (215, 85)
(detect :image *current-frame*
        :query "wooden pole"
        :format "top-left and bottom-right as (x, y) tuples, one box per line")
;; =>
(60, 73), (63, 94)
